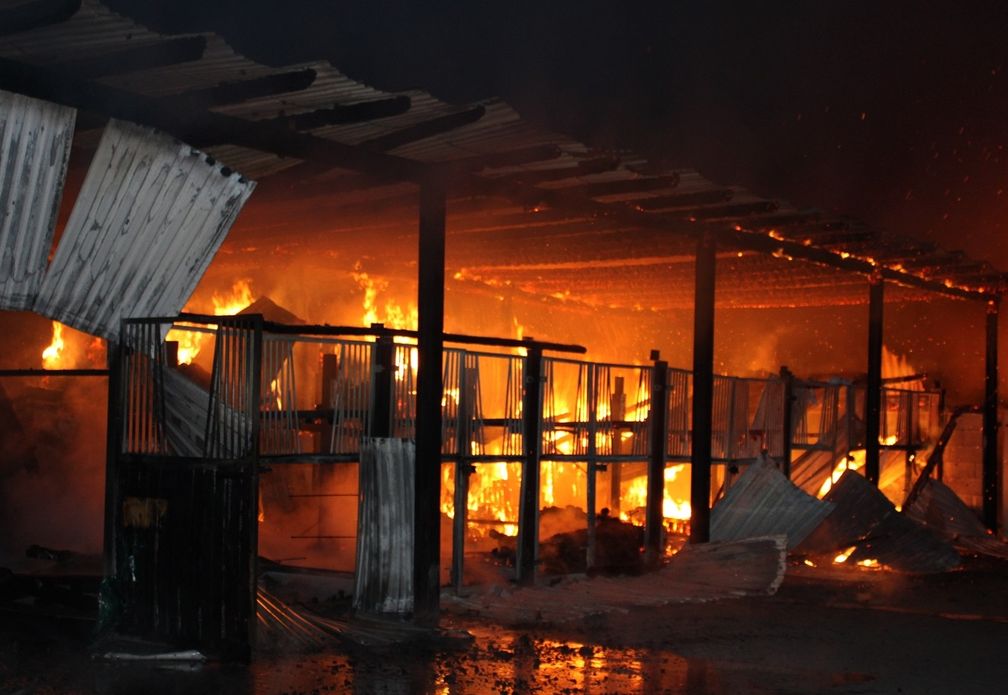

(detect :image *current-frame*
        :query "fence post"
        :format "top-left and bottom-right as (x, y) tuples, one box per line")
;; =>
(645, 351), (669, 565)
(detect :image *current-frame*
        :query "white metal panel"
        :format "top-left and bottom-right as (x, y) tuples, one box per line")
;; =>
(34, 119), (255, 339)
(0, 89), (75, 311)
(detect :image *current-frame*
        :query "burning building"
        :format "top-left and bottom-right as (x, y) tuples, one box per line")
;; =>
(0, 0), (1006, 664)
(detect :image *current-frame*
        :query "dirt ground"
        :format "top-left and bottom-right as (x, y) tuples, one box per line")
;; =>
(2, 557), (1007, 694)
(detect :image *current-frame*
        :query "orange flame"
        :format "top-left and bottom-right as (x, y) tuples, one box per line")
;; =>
(168, 279), (256, 365)
(41, 321), (65, 369)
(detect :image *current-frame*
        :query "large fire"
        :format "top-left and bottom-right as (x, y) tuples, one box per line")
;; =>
(166, 279), (256, 365)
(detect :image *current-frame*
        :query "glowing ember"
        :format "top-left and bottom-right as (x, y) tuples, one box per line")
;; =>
(41, 321), (65, 369)
(834, 545), (856, 563)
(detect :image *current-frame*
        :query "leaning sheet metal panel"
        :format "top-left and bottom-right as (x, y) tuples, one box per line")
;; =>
(710, 456), (835, 549)
(34, 119), (255, 339)
(0, 90), (75, 310)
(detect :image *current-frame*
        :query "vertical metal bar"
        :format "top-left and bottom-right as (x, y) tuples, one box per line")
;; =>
(983, 298), (1000, 532)
(103, 335), (124, 578)
(414, 179), (446, 623)
(451, 355), (470, 593)
(780, 366), (794, 477)
(865, 276), (884, 486)
(690, 232), (716, 544)
(516, 345), (543, 585)
(371, 334), (394, 438)
(247, 316), (263, 651)
(610, 375), (625, 512)
(586, 364), (598, 569)
(645, 353), (669, 565)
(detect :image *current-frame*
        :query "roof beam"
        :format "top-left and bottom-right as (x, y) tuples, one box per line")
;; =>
(0, 0), (80, 37)
(262, 94), (412, 131)
(559, 173), (681, 198)
(479, 156), (619, 187)
(633, 188), (734, 211)
(359, 105), (486, 151)
(686, 200), (779, 220)
(169, 68), (317, 110)
(48, 36), (207, 79)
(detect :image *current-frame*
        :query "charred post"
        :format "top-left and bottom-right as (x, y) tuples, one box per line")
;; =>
(516, 344), (543, 585)
(690, 232), (716, 544)
(645, 351), (669, 564)
(983, 298), (1000, 532)
(413, 180), (446, 623)
(865, 276), (884, 485)
(780, 366), (794, 478)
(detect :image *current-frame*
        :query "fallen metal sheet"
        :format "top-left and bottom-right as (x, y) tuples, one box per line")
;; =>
(442, 536), (787, 625)
(798, 471), (961, 573)
(33, 119), (255, 339)
(710, 457), (835, 549)
(0, 90), (75, 311)
(904, 478), (1008, 560)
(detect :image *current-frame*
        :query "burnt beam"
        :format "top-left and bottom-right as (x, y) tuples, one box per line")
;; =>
(262, 95), (412, 131)
(566, 173), (680, 198)
(0, 0), (79, 37)
(413, 180), (446, 623)
(687, 200), (779, 221)
(49, 36), (207, 80)
(690, 232), (716, 543)
(517, 345), (544, 584)
(983, 298), (1000, 532)
(634, 188), (734, 211)
(169, 68), (317, 110)
(865, 276), (884, 485)
(479, 156), (620, 188)
(361, 105), (486, 152)
(645, 351), (669, 564)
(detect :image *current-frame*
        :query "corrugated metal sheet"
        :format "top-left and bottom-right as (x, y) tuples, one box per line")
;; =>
(442, 536), (787, 625)
(0, 89), (75, 310)
(33, 119), (255, 339)
(710, 457), (835, 549)
(904, 478), (1008, 559)
(798, 471), (961, 573)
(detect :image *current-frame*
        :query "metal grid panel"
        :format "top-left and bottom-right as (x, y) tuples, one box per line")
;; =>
(0, 89), (75, 310)
(33, 119), (255, 339)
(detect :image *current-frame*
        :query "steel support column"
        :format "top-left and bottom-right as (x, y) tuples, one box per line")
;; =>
(102, 340), (123, 578)
(516, 345), (544, 585)
(983, 298), (1000, 532)
(865, 276), (884, 485)
(413, 180), (446, 623)
(780, 366), (794, 477)
(645, 352), (669, 564)
(690, 232), (716, 544)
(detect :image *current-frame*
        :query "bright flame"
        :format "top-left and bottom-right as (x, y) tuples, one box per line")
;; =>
(817, 452), (864, 498)
(834, 545), (856, 563)
(41, 321), (65, 369)
(351, 261), (417, 330)
(167, 280), (255, 365)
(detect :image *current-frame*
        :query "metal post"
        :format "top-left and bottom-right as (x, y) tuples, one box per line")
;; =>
(690, 232), (716, 544)
(983, 298), (1000, 532)
(413, 179), (446, 623)
(516, 344), (543, 585)
(779, 366), (794, 478)
(370, 333), (394, 438)
(609, 376), (626, 513)
(645, 351), (669, 565)
(102, 339), (124, 578)
(865, 275), (884, 486)
(585, 365), (599, 569)
(451, 357), (474, 592)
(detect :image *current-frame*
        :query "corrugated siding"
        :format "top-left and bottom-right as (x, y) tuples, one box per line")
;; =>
(0, 89), (75, 310)
(711, 457), (835, 549)
(33, 119), (255, 339)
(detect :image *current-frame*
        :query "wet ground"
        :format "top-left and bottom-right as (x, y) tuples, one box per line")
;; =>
(2, 558), (1008, 694)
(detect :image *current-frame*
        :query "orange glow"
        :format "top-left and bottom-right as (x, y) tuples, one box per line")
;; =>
(167, 279), (255, 365)
(41, 321), (65, 369)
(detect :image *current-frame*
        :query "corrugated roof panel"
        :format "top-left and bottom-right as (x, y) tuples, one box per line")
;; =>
(0, 89), (75, 311)
(33, 119), (255, 339)
(710, 456), (835, 549)
(798, 471), (961, 573)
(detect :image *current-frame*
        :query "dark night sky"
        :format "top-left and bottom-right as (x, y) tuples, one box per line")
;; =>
(110, 1), (1008, 269)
